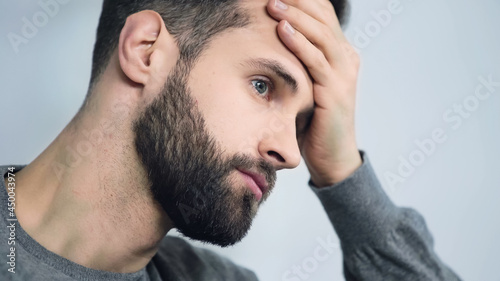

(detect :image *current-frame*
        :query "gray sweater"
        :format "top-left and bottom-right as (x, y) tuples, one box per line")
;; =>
(0, 152), (462, 280)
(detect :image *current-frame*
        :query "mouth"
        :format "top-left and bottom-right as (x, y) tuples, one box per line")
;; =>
(236, 168), (269, 202)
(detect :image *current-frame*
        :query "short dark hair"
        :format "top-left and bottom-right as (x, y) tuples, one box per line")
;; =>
(89, 0), (349, 91)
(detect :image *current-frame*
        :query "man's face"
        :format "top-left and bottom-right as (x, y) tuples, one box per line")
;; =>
(133, 0), (314, 247)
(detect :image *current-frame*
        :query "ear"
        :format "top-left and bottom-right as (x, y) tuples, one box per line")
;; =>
(118, 10), (178, 88)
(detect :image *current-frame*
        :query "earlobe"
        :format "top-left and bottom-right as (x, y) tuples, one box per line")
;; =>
(118, 10), (176, 87)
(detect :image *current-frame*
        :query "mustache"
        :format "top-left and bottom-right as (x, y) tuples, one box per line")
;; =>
(228, 153), (277, 191)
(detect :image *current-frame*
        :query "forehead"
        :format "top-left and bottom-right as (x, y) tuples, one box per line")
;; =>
(241, 0), (311, 77)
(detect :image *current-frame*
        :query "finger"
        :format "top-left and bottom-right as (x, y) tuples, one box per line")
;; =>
(277, 20), (332, 86)
(271, 0), (344, 39)
(267, 0), (345, 64)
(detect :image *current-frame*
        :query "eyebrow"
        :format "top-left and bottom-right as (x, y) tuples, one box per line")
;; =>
(240, 58), (299, 94)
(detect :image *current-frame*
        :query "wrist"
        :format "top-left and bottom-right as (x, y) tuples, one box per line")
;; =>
(310, 150), (362, 188)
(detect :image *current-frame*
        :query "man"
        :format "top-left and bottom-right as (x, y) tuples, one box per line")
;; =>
(0, 0), (462, 280)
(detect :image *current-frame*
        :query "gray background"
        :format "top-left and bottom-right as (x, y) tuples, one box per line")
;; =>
(1, 0), (499, 280)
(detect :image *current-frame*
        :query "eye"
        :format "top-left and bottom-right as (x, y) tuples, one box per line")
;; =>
(251, 79), (271, 98)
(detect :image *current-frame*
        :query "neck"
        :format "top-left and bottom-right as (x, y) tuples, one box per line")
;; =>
(8, 105), (174, 273)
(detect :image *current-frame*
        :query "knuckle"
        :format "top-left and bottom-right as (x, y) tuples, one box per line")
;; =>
(315, 29), (331, 48)
(292, 41), (305, 57)
(337, 42), (361, 73)
(347, 55), (360, 73)
(294, 40), (308, 57)
(316, 51), (329, 70)
(323, 1), (336, 15)
(348, 48), (361, 68)
(319, 9), (332, 23)
(321, 26), (334, 42)
(342, 42), (359, 58)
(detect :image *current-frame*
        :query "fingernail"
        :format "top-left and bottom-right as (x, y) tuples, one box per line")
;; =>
(284, 21), (295, 34)
(274, 0), (288, 10)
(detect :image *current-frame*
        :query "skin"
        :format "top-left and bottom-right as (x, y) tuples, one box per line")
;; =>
(4, 0), (361, 274)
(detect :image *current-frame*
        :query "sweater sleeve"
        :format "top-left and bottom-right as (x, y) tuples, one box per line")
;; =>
(309, 151), (462, 281)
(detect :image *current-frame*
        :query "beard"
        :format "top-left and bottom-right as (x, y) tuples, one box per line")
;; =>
(133, 60), (277, 247)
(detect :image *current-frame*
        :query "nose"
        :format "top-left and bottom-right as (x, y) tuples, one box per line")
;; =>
(257, 115), (301, 170)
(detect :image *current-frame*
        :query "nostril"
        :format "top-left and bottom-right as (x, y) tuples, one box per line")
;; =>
(268, 151), (285, 163)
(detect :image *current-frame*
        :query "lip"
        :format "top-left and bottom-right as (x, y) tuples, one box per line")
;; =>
(237, 169), (269, 201)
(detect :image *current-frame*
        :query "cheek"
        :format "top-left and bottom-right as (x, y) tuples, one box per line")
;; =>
(203, 101), (254, 152)
(196, 93), (270, 156)
(188, 73), (273, 155)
